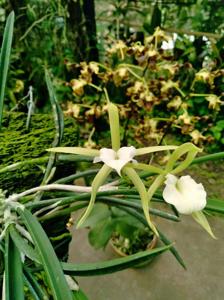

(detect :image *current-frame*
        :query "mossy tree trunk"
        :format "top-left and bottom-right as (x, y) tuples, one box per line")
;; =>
(0, 112), (80, 260)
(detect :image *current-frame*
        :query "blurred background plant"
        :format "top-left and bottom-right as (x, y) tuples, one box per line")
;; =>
(0, 0), (223, 152)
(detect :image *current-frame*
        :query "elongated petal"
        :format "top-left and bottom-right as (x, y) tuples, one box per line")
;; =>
(77, 164), (112, 228)
(192, 211), (216, 239)
(47, 147), (99, 157)
(123, 167), (159, 236)
(108, 102), (120, 151)
(163, 174), (206, 214)
(135, 145), (178, 156)
(165, 143), (201, 173)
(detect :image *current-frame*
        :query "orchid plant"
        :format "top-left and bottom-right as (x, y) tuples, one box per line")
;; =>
(48, 92), (215, 239)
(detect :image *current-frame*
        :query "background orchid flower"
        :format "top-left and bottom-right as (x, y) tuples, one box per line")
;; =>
(163, 174), (215, 238)
(48, 99), (178, 235)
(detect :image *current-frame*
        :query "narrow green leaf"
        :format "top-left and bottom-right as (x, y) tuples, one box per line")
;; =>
(23, 266), (49, 300)
(206, 198), (224, 214)
(192, 211), (216, 239)
(191, 152), (224, 165)
(77, 164), (112, 228)
(23, 275), (40, 300)
(16, 207), (73, 300)
(0, 11), (14, 129)
(45, 69), (64, 144)
(62, 244), (171, 276)
(4, 229), (24, 300)
(157, 229), (186, 269)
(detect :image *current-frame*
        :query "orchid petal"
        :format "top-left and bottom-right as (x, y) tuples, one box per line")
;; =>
(98, 148), (117, 162)
(108, 102), (120, 151)
(123, 167), (159, 236)
(93, 147), (137, 176)
(163, 174), (206, 215)
(47, 147), (99, 157)
(117, 146), (136, 160)
(127, 162), (164, 174)
(77, 164), (112, 228)
(165, 143), (201, 173)
(135, 145), (178, 156)
(192, 211), (216, 239)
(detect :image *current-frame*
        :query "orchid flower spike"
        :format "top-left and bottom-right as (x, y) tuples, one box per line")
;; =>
(93, 146), (137, 176)
(163, 174), (206, 214)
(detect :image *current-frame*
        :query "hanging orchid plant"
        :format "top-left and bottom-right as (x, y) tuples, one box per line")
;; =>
(48, 91), (215, 238)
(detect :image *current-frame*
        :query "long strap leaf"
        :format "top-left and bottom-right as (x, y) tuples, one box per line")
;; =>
(16, 207), (73, 300)
(0, 11), (14, 129)
(4, 229), (24, 300)
(62, 245), (171, 276)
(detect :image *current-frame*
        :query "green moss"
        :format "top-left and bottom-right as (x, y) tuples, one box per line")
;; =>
(0, 112), (79, 193)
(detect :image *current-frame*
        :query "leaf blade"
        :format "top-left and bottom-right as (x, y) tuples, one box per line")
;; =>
(62, 244), (171, 276)
(0, 11), (14, 129)
(16, 207), (73, 300)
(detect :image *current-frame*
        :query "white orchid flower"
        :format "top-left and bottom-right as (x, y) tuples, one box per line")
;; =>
(93, 146), (137, 176)
(163, 174), (206, 214)
(47, 98), (202, 237)
(163, 174), (215, 238)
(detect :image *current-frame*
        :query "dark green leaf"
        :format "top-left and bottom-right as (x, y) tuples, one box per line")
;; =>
(0, 11), (14, 128)
(62, 244), (171, 276)
(4, 229), (24, 300)
(17, 207), (73, 300)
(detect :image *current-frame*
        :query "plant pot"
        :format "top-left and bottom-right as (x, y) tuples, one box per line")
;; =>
(110, 234), (158, 268)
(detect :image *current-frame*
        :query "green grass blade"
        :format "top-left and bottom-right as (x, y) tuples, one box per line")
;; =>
(62, 244), (171, 276)
(0, 11), (14, 129)
(4, 229), (24, 300)
(16, 207), (73, 300)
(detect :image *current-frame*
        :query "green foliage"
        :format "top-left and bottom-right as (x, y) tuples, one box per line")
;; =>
(0, 11), (14, 128)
